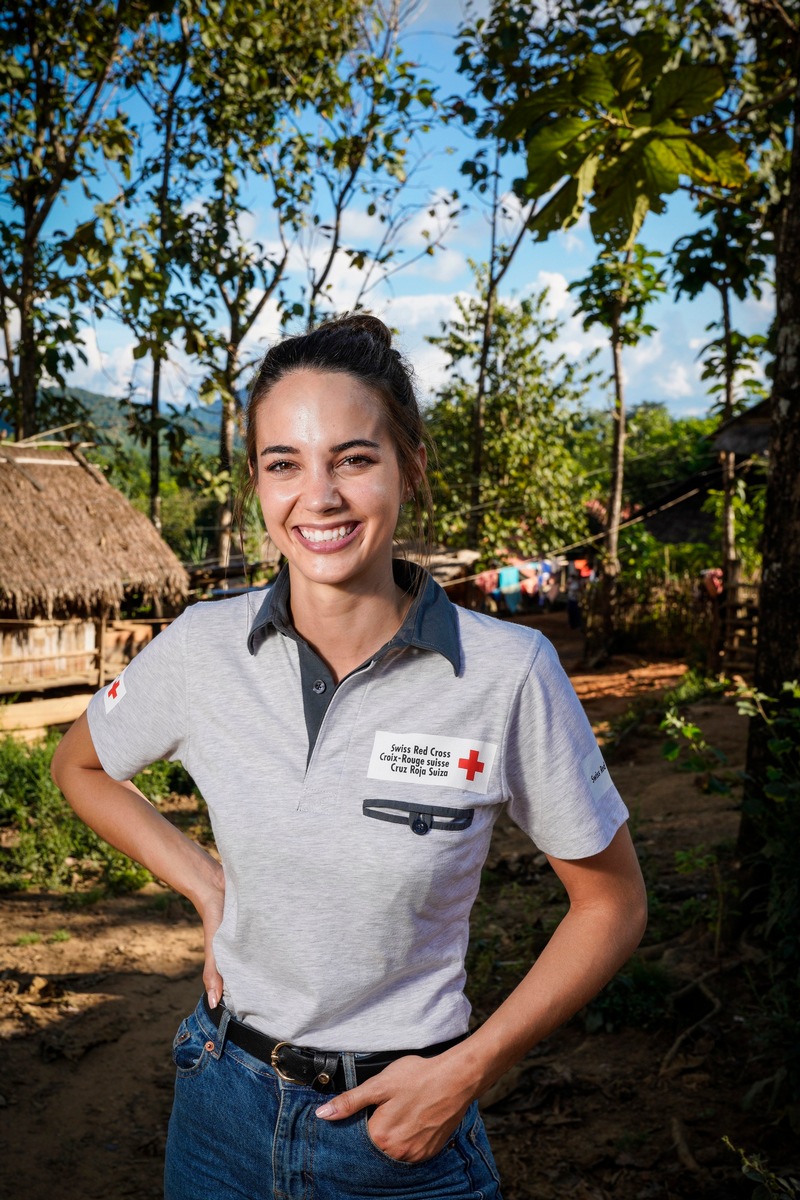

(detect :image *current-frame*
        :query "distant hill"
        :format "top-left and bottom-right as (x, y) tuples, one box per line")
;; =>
(32, 387), (230, 459)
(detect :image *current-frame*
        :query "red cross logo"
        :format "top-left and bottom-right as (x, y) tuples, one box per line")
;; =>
(107, 678), (121, 700)
(458, 748), (485, 782)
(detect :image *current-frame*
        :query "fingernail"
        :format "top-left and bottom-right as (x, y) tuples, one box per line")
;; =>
(315, 1102), (335, 1118)
(207, 990), (218, 1009)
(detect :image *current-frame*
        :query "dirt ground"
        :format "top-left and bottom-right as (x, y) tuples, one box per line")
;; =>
(0, 614), (795, 1199)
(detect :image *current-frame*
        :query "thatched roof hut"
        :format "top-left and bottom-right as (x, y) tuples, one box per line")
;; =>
(713, 399), (770, 456)
(0, 442), (188, 618)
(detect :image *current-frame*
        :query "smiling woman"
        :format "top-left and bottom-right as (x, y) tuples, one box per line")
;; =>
(51, 313), (647, 1200)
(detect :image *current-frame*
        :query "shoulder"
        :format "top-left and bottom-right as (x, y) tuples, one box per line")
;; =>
(162, 591), (268, 661)
(181, 589), (268, 631)
(453, 609), (546, 657)
(453, 604), (551, 671)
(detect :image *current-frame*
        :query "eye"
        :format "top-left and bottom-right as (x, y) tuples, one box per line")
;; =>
(338, 454), (375, 470)
(264, 460), (297, 474)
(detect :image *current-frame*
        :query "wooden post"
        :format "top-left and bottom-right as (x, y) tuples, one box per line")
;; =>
(96, 608), (107, 688)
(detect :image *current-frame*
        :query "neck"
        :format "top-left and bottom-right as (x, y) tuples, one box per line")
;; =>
(288, 567), (411, 682)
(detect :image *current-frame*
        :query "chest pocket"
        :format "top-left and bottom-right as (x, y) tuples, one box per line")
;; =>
(362, 798), (474, 836)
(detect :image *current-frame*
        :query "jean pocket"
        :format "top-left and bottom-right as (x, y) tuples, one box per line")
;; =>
(171, 1012), (213, 1078)
(359, 1103), (470, 1170)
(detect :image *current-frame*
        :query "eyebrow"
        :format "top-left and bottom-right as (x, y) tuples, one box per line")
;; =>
(259, 439), (381, 457)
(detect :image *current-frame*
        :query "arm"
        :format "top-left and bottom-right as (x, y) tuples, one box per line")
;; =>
(51, 711), (226, 1006)
(316, 822), (647, 1162)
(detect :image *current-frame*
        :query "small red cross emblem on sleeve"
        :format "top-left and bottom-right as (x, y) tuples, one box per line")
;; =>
(458, 748), (485, 782)
(107, 679), (121, 700)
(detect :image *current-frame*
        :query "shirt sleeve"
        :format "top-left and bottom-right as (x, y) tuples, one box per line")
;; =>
(86, 607), (192, 781)
(504, 634), (628, 859)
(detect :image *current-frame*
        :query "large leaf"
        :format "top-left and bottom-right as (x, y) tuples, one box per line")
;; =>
(650, 66), (726, 123)
(570, 58), (616, 108)
(590, 169), (651, 250)
(524, 116), (595, 196)
(529, 177), (581, 241)
(640, 139), (685, 195)
(666, 135), (745, 187)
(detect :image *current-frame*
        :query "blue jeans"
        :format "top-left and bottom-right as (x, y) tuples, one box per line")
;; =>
(164, 998), (503, 1199)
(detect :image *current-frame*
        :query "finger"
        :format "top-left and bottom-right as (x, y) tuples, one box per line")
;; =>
(203, 961), (224, 1009)
(315, 1081), (379, 1121)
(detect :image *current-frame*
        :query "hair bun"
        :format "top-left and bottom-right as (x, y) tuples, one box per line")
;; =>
(334, 312), (393, 348)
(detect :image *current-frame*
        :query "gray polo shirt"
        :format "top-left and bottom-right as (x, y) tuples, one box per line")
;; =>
(87, 564), (627, 1052)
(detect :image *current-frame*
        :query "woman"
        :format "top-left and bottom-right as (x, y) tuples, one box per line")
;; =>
(52, 314), (647, 1199)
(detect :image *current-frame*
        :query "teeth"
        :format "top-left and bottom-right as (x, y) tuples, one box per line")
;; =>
(299, 525), (355, 543)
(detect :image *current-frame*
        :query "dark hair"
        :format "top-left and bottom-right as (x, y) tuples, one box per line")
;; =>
(239, 313), (435, 573)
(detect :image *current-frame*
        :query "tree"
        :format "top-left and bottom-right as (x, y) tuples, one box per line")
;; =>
(670, 193), (770, 656)
(112, 8), (201, 533)
(427, 269), (591, 562)
(457, 1), (747, 253)
(186, 0), (452, 566)
(183, 0), (365, 565)
(570, 244), (666, 647)
(0, 0), (166, 438)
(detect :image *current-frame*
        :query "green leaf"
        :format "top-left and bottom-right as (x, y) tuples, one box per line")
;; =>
(524, 117), (596, 196)
(640, 140), (682, 194)
(650, 66), (726, 123)
(529, 177), (581, 241)
(590, 168), (651, 249)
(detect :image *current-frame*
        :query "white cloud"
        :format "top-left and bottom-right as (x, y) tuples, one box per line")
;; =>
(628, 329), (665, 370)
(653, 362), (695, 399)
(535, 270), (573, 318)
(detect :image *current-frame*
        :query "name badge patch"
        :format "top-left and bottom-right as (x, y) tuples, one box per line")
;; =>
(367, 731), (497, 794)
(103, 672), (127, 714)
(582, 746), (611, 797)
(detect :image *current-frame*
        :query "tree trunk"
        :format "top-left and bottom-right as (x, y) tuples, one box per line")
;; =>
(602, 322), (625, 648)
(149, 354), (162, 533)
(467, 288), (496, 549)
(18, 237), (38, 439)
(719, 282), (739, 666)
(740, 61), (800, 857)
(215, 347), (238, 572)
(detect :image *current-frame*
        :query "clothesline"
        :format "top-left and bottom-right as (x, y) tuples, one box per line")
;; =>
(439, 483), (704, 591)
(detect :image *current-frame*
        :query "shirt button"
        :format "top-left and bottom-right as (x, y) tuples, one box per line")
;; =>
(312, 679), (327, 695)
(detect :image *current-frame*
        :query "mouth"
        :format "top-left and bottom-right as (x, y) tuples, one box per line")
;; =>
(294, 522), (361, 550)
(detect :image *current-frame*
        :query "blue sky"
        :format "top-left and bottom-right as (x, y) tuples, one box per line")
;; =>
(65, 0), (773, 423)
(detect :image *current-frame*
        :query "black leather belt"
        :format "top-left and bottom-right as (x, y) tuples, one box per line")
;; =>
(202, 993), (467, 1092)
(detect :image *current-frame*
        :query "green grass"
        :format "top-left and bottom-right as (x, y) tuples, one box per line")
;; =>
(0, 732), (203, 895)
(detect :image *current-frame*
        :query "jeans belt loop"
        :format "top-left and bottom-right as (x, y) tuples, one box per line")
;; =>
(211, 1007), (232, 1060)
(341, 1050), (358, 1090)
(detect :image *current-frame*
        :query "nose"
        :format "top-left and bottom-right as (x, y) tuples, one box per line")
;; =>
(304, 468), (342, 512)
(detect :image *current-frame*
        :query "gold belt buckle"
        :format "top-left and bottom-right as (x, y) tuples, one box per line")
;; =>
(270, 1040), (303, 1083)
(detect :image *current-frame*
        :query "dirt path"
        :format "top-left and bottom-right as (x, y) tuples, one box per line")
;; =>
(0, 614), (790, 1199)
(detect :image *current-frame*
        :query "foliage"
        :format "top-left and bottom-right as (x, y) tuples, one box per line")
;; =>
(583, 956), (674, 1033)
(723, 1137), (800, 1200)
(570, 245), (667, 349)
(572, 401), (717, 511)
(737, 683), (800, 986)
(0, 733), (196, 894)
(456, 1), (748, 251)
(661, 709), (730, 787)
(426, 270), (592, 562)
(0, 0), (165, 436)
(703, 469), (767, 579)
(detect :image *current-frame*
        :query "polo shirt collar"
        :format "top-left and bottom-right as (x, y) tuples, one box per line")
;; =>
(247, 560), (461, 674)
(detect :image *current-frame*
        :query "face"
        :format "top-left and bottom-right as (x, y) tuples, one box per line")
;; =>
(253, 369), (423, 596)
